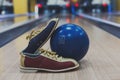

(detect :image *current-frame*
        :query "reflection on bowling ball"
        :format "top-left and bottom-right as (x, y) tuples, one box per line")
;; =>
(50, 24), (89, 61)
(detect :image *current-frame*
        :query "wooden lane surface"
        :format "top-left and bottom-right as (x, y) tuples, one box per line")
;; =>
(0, 15), (120, 80)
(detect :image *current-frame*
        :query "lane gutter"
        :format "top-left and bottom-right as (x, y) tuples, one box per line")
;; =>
(0, 13), (55, 47)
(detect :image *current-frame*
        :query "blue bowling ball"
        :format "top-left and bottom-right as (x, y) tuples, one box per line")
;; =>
(50, 24), (89, 61)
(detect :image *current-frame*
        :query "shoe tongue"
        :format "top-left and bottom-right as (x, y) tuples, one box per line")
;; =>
(24, 51), (40, 57)
(34, 50), (41, 54)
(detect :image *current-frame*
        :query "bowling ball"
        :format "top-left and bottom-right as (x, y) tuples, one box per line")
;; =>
(50, 24), (89, 61)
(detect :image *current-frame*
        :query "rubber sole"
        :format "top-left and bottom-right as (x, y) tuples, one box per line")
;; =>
(20, 64), (79, 73)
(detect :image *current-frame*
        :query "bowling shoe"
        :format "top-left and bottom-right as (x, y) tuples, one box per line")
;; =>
(20, 48), (79, 72)
(23, 18), (59, 53)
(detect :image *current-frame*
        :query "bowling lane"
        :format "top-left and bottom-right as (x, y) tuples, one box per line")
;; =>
(0, 13), (42, 33)
(0, 13), (34, 19)
(89, 13), (120, 24)
(0, 13), (49, 47)
(0, 14), (120, 80)
(77, 12), (120, 38)
(77, 12), (120, 28)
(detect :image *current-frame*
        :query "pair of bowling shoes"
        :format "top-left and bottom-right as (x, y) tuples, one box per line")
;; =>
(20, 18), (79, 72)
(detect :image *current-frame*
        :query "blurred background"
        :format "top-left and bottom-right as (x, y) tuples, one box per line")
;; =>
(0, 0), (120, 47)
(1, 1), (120, 79)
(0, 0), (120, 15)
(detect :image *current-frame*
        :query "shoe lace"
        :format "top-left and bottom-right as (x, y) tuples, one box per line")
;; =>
(39, 49), (63, 60)
(26, 27), (45, 40)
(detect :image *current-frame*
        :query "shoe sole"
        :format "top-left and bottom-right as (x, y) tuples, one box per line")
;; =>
(20, 64), (79, 73)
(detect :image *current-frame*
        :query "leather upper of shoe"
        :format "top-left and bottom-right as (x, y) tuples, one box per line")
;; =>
(20, 49), (79, 70)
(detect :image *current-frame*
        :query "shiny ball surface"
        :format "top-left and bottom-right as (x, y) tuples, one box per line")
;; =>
(50, 24), (89, 61)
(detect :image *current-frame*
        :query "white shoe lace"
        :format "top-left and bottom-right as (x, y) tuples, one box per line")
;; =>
(39, 49), (63, 61)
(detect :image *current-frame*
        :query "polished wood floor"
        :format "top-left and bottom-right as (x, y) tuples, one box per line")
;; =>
(0, 15), (120, 80)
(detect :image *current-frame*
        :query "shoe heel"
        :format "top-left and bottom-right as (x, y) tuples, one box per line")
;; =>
(20, 68), (38, 73)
